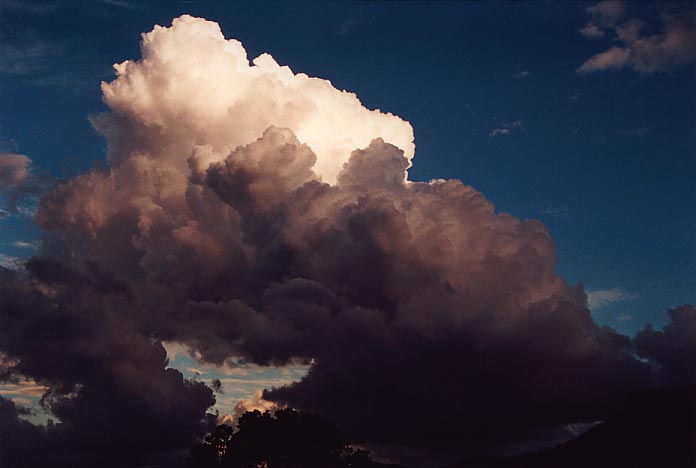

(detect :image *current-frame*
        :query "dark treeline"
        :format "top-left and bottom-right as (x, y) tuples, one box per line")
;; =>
(188, 408), (382, 468)
(189, 386), (696, 468)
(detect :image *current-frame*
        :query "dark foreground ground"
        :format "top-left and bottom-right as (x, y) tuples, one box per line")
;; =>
(446, 385), (696, 468)
(6, 386), (695, 468)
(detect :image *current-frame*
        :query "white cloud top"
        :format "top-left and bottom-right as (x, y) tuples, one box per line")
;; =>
(101, 15), (414, 184)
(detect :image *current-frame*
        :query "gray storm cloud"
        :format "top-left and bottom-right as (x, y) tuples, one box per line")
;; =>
(1, 14), (694, 466)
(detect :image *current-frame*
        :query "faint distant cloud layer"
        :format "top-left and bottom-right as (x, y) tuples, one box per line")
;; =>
(0, 0), (64, 15)
(0, 0), (138, 14)
(578, 1), (696, 74)
(0, 28), (81, 89)
(587, 287), (638, 309)
(95, 0), (141, 9)
(489, 120), (524, 137)
(0, 35), (64, 76)
(0, 2), (127, 88)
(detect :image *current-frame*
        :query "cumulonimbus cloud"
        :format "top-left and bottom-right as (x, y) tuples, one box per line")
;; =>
(1, 15), (694, 466)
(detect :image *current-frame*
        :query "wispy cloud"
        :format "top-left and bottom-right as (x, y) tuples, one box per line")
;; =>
(93, 0), (141, 10)
(513, 70), (531, 79)
(0, 39), (64, 76)
(12, 240), (38, 250)
(489, 120), (524, 137)
(0, 25), (95, 90)
(0, 253), (23, 269)
(0, 380), (48, 398)
(0, 0), (66, 15)
(539, 204), (573, 219)
(578, 3), (696, 74)
(587, 287), (638, 309)
(337, 10), (373, 35)
(619, 127), (649, 137)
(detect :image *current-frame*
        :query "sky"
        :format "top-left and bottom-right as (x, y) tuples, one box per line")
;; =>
(0, 1), (694, 466)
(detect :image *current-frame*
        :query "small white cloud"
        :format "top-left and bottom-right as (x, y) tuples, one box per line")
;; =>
(580, 23), (606, 38)
(12, 240), (37, 249)
(488, 120), (524, 138)
(0, 253), (22, 269)
(489, 128), (511, 137)
(513, 70), (531, 79)
(539, 205), (572, 219)
(619, 127), (649, 137)
(587, 287), (637, 309)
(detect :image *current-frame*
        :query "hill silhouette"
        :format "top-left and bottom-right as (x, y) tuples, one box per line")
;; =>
(445, 385), (696, 468)
(185, 386), (695, 468)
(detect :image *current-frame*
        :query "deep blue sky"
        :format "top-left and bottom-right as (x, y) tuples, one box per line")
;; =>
(1, 0), (694, 335)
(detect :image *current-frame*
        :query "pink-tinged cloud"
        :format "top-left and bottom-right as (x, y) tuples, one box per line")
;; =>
(0, 380), (48, 398)
(99, 15), (413, 185)
(578, 46), (632, 73)
(0, 153), (31, 187)
(578, 5), (696, 74)
(0, 152), (51, 216)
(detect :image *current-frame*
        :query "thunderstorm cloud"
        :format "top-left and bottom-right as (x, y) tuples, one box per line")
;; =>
(1, 15), (694, 466)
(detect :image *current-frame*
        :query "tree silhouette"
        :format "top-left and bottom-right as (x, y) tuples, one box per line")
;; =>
(188, 408), (376, 468)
